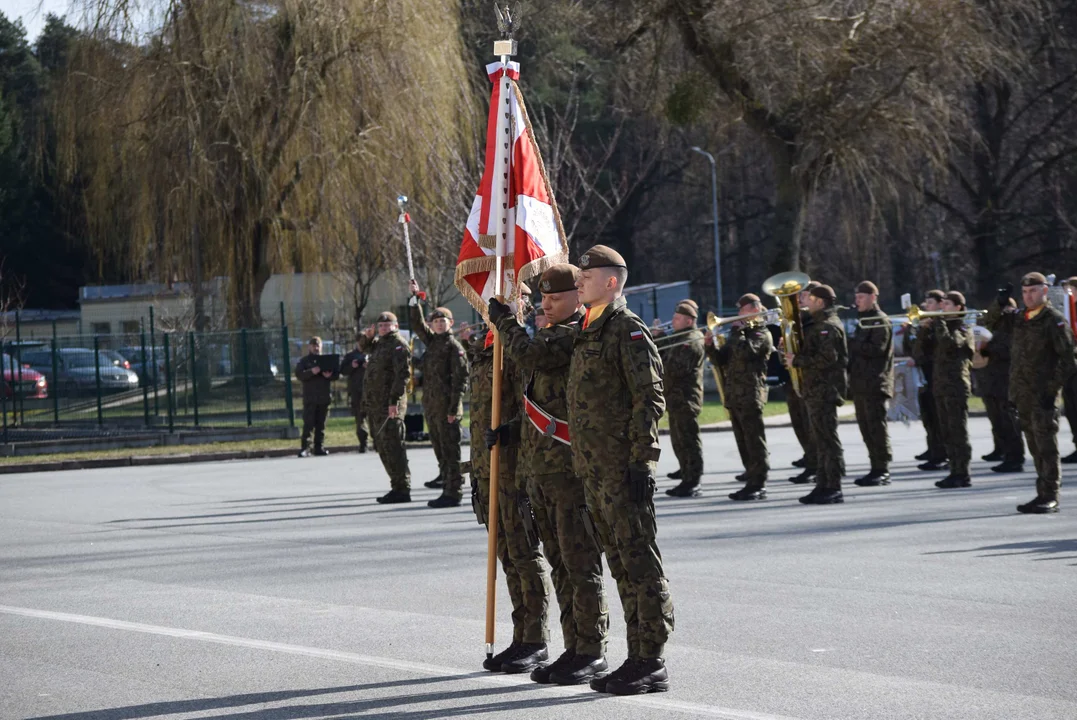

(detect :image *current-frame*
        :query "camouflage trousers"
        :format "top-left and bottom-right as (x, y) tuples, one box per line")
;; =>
(527, 472), (609, 656)
(919, 387), (947, 462)
(667, 405), (703, 485)
(367, 409), (410, 492)
(729, 404), (769, 484)
(583, 469), (674, 659)
(350, 401), (369, 448)
(983, 395), (1024, 463)
(853, 393), (891, 473)
(427, 410), (463, 500)
(805, 399), (844, 490)
(1016, 401), (1062, 501)
(1062, 374), (1077, 451)
(788, 386), (816, 471)
(474, 449), (551, 646)
(934, 394), (971, 476)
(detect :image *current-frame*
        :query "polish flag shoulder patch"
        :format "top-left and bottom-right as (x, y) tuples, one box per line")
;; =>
(630, 329), (644, 341)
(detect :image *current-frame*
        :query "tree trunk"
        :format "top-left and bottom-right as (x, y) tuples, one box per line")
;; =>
(769, 142), (804, 274)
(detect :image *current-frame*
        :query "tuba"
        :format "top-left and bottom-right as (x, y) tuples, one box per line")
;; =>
(762, 271), (811, 396)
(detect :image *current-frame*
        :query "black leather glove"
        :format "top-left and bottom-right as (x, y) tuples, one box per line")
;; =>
(488, 298), (512, 325)
(624, 465), (655, 503)
(1040, 393), (1057, 411)
(997, 283), (1013, 306)
(484, 423), (512, 449)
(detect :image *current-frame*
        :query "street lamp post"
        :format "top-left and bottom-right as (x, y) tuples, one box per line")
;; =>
(691, 146), (722, 317)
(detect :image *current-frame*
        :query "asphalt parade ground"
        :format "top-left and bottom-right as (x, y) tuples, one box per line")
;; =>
(2, 416), (1076, 720)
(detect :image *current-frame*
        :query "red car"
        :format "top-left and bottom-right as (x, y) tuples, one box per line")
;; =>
(1, 353), (48, 400)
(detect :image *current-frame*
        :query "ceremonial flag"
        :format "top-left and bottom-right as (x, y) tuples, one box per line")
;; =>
(455, 60), (568, 314)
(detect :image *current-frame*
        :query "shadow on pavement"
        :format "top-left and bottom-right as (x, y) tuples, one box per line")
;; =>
(925, 539), (1077, 561)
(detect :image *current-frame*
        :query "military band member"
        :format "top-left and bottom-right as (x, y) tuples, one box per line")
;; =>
(1010, 272), (1077, 513)
(409, 281), (469, 508)
(569, 245), (673, 695)
(490, 263), (610, 686)
(340, 335), (369, 454)
(787, 280), (821, 484)
(707, 294), (774, 500)
(469, 297), (553, 675)
(662, 300), (706, 498)
(929, 292), (975, 489)
(1060, 277), (1077, 464)
(911, 290), (949, 470)
(785, 284), (848, 504)
(978, 287), (1025, 473)
(360, 313), (412, 503)
(294, 336), (339, 457)
(849, 281), (894, 486)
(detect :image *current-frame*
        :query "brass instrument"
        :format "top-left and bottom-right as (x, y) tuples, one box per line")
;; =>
(858, 306), (984, 329)
(452, 321), (488, 336)
(762, 271), (811, 396)
(708, 308), (779, 330)
(705, 312), (727, 406)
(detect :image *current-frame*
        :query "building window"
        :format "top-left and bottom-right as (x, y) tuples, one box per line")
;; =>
(121, 321), (140, 335)
(91, 322), (111, 335)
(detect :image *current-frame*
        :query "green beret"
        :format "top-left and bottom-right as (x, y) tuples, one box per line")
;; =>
(376, 311), (398, 324)
(856, 281), (879, 295)
(1021, 272), (1048, 287)
(738, 293), (761, 308)
(538, 264), (579, 294)
(578, 245), (626, 270)
(429, 307), (453, 322)
(675, 299), (698, 319)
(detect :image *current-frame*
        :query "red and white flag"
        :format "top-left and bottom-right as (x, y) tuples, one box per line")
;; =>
(455, 61), (568, 316)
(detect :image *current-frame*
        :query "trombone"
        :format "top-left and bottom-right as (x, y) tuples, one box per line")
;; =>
(858, 306), (984, 329)
(707, 308), (780, 331)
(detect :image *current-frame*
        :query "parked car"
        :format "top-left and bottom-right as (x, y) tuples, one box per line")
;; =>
(22, 348), (140, 394)
(1, 353), (48, 400)
(118, 346), (167, 385)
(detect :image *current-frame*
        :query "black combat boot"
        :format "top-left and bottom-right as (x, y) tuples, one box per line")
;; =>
(792, 456), (807, 468)
(427, 494), (461, 508)
(531, 649), (574, 684)
(729, 485), (767, 501)
(918, 460), (949, 472)
(981, 450), (1003, 462)
(666, 469), (682, 480)
(1062, 450), (1077, 464)
(500, 643), (548, 674)
(550, 653), (608, 685)
(1017, 496), (1059, 514)
(483, 643), (521, 672)
(854, 470), (891, 487)
(935, 474), (971, 489)
(358, 441), (368, 454)
(376, 489), (412, 504)
(424, 476), (445, 489)
(665, 482), (701, 498)
(915, 449), (931, 461)
(800, 487), (844, 504)
(991, 460), (1024, 473)
(788, 469), (816, 484)
(313, 447), (329, 456)
(604, 657), (669, 695)
(734, 473), (748, 482)
(590, 657), (633, 693)
(298, 444), (311, 458)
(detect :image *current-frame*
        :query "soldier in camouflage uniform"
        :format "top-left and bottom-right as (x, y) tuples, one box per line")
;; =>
(849, 281), (894, 487)
(1061, 277), (1077, 464)
(1010, 272), (1077, 513)
(340, 336), (369, 454)
(928, 291), (975, 489)
(787, 281), (821, 484)
(491, 263), (610, 686)
(359, 312), (412, 503)
(409, 281), (469, 508)
(707, 294), (774, 501)
(786, 284), (848, 504)
(467, 307), (553, 675)
(911, 290), (949, 470)
(568, 245), (673, 696)
(978, 291), (1025, 473)
(661, 300), (706, 498)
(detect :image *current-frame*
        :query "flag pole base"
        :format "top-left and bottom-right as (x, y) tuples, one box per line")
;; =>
(485, 643), (493, 659)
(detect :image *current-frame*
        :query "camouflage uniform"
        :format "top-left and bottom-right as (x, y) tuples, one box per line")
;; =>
(410, 302), (469, 500)
(911, 329), (947, 463)
(496, 310), (609, 657)
(1010, 302), (1077, 501)
(706, 324), (773, 484)
(930, 319), (974, 476)
(295, 353), (339, 451)
(468, 332), (552, 646)
(340, 348), (369, 449)
(661, 328), (705, 486)
(567, 296), (674, 660)
(360, 332), (411, 492)
(792, 307), (848, 489)
(848, 307), (894, 473)
(979, 302), (1024, 463)
(788, 310), (817, 472)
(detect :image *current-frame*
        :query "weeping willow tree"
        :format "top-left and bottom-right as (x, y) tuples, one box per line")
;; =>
(54, 0), (476, 331)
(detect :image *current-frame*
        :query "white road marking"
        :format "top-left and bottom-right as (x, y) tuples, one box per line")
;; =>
(1, 604), (801, 720)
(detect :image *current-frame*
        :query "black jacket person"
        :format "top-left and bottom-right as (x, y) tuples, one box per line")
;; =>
(295, 336), (339, 456)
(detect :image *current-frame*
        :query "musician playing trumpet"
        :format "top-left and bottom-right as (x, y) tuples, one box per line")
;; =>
(929, 291), (976, 489)
(849, 281), (894, 487)
(663, 300), (707, 498)
(706, 294), (775, 501)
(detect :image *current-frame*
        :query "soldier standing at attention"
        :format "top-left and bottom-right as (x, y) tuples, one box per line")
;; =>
(978, 286), (1025, 473)
(929, 292), (975, 489)
(911, 290), (949, 471)
(707, 294), (774, 501)
(360, 312), (412, 504)
(490, 263), (610, 686)
(849, 281), (894, 487)
(340, 335), (369, 454)
(1010, 272), (1076, 513)
(408, 281), (469, 508)
(662, 300), (706, 498)
(469, 290), (553, 676)
(295, 337), (338, 458)
(568, 244), (673, 696)
(787, 280), (821, 484)
(785, 284), (848, 504)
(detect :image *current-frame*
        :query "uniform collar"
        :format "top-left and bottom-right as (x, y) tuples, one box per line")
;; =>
(582, 296), (626, 332)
